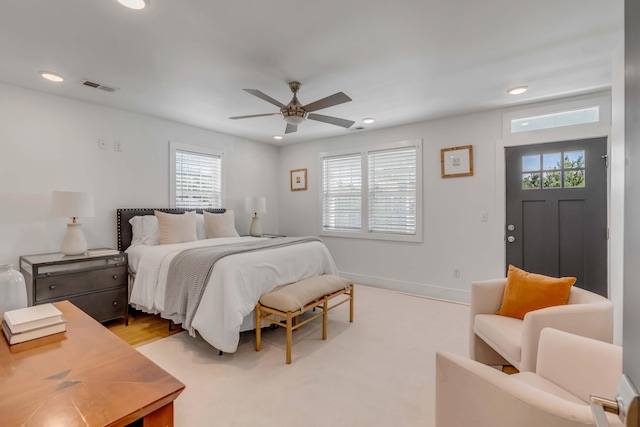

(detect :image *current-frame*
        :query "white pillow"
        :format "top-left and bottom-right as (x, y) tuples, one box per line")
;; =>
(195, 213), (207, 240)
(155, 210), (198, 244)
(203, 210), (240, 238)
(129, 215), (161, 246)
(129, 213), (208, 246)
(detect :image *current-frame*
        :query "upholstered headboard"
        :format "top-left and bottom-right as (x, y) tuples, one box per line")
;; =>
(116, 208), (226, 252)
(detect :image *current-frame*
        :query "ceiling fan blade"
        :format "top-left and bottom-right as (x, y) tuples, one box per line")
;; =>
(229, 113), (280, 120)
(307, 113), (355, 129)
(285, 123), (298, 134)
(303, 92), (352, 112)
(243, 89), (286, 108)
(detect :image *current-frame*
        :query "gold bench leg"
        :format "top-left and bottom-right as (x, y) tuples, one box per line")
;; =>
(255, 304), (261, 352)
(350, 284), (354, 323)
(322, 298), (328, 340)
(286, 312), (293, 364)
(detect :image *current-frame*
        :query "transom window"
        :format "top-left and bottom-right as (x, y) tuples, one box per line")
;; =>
(320, 139), (422, 242)
(511, 106), (599, 133)
(522, 150), (585, 190)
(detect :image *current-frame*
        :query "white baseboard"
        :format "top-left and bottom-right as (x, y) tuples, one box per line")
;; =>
(339, 271), (470, 304)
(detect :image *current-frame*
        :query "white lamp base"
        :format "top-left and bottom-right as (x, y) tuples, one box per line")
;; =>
(60, 223), (88, 255)
(249, 215), (263, 237)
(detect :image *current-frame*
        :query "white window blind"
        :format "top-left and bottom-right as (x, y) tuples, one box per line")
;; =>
(174, 150), (222, 209)
(368, 146), (417, 235)
(322, 153), (362, 231)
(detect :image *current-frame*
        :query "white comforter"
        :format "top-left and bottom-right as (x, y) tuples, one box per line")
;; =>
(127, 237), (338, 352)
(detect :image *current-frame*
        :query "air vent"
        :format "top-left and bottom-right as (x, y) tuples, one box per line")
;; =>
(81, 79), (118, 93)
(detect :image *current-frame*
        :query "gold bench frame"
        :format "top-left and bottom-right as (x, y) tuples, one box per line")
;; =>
(255, 283), (354, 364)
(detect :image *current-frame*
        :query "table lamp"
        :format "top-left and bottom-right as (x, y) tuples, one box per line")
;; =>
(245, 197), (266, 237)
(52, 191), (94, 255)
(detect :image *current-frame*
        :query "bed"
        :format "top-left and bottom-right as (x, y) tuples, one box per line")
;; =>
(117, 208), (338, 353)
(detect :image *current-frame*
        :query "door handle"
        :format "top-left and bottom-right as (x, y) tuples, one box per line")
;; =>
(590, 394), (619, 426)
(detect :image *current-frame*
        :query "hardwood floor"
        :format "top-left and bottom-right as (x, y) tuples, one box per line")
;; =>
(104, 311), (183, 347)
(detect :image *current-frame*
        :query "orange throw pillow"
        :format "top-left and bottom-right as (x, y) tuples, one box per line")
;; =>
(496, 265), (576, 320)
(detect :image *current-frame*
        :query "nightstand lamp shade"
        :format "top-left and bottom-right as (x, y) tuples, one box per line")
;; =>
(245, 197), (266, 237)
(52, 191), (94, 255)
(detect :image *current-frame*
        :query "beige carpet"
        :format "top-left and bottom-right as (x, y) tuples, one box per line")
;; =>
(136, 285), (469, 427)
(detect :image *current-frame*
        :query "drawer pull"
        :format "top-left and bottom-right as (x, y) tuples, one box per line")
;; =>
(112, 275), (118, 279)
(113, 301), (118, 306)
(49, 285), (56, 290)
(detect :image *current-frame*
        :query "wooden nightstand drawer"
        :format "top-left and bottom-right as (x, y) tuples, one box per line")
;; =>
(35, 266), (127, 302)
(65, 287), (128, 323)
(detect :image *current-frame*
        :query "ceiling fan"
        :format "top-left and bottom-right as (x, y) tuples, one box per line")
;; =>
(229, 81), (355, 134)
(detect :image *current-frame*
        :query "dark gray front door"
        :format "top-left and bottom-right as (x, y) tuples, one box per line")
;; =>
(505, 137), (608, 296)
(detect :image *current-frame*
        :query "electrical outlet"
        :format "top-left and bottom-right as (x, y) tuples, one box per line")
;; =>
(98, 138), (107, 150)
(114, 140), (122, 152)
(453, 268), (461, 278)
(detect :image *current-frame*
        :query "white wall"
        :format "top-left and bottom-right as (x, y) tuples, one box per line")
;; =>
(279, 110), (506, 302)
(279, 92), (614, 304)
(0, 82), (280, 267)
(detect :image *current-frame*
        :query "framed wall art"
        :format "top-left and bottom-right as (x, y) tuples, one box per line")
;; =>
(441, 145), (474, 178)
(290, 168), (307, 191)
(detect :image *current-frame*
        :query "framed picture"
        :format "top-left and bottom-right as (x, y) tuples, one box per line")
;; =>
(290, 168), (307, 191)
(441, 145), (474, 178)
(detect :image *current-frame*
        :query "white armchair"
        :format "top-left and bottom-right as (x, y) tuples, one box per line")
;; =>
(437, 328), (623, 427)
(470, 278), (613, 372)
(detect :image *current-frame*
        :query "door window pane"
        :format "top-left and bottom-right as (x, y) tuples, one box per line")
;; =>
(564, 170), (585, 188)
(564, 150), (585, 169)
(522, 155), (540, 172)
(542, 171), (562, 188)
(522, 173), (541, 189)
(543, 153), (561, 170)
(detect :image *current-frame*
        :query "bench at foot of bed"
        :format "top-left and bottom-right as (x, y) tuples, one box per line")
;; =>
(255, 274), (354, 364)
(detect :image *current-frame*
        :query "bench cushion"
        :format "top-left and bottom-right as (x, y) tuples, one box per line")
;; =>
(259, 274), (351, 312)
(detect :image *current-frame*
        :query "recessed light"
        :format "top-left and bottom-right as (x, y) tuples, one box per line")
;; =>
(116, 0), (149, 10)
(39, 71), (64, 82)
(273, 135), (283, 140)
(363, 118), (376, 124)
(508, 86), (528, 95)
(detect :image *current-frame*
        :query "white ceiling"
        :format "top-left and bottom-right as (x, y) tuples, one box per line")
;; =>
(0, 0), (623, 145)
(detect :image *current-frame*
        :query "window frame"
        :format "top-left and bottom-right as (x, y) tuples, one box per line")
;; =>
(319, 139), (423, 243)
(169, 141), (225, 209)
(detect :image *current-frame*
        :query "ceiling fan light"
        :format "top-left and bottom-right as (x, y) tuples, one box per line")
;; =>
(508, 86), (528, 95)
(282, 111), (306, 125)
(116, 0), (149, 10)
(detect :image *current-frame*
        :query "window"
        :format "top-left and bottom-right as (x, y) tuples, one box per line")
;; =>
(321, 139), (422, 242)
(322, 154), (362, 231)
(511, 106), (599, 133)
(521, 150), (586, 190)
(170, 141), (223, 209)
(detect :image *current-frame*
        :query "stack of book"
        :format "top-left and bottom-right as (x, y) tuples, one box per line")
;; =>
(2, 304), (66, 345)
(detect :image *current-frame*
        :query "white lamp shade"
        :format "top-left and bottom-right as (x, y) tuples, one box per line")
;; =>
(245, 197), (266, 214)
(52, 191), (94, 218)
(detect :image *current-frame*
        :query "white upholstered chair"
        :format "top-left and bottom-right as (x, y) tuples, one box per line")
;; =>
(437, 328), (623, 427)
(470, 278), (613, 372)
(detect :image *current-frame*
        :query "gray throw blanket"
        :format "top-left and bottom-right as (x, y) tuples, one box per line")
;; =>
(164, 236), (322, 334)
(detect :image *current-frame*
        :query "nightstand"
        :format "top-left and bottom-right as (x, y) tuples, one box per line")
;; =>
(19, 250), (128, 324)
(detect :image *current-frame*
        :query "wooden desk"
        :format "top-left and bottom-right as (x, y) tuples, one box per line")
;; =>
(0, 301), (185, 427)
